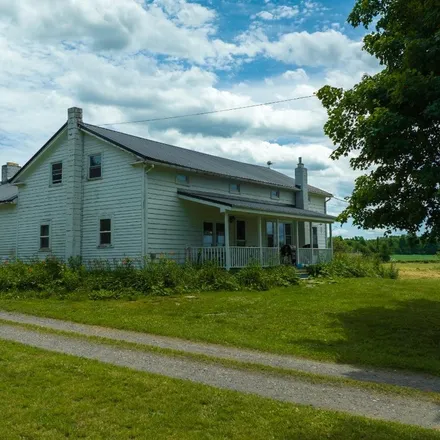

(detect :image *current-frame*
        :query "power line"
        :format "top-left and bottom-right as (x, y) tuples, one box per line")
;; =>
(97, 94), (316, 126)
(332, 196), (350, 203)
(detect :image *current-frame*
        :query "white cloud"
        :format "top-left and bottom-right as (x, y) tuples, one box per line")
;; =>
(255, 5), (299, 21)
(0, 0), (383, 239)
(255, 11), (274, 20)
(0, 0), (376, 71)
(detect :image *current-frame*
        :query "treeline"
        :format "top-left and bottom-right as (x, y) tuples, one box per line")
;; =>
(333, 234), (439, 262)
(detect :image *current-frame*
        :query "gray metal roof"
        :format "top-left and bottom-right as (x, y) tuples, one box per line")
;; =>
(81, 123), (332, 197)
(0, 184), (18, 204)
(178, 190), (336, 221)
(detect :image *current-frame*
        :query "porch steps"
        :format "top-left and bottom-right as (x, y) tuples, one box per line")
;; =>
(296, 269), (309, 280)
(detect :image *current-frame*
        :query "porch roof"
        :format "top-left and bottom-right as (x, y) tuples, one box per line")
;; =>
(0, 183), (18, 204)
(178, 190), (336, 222)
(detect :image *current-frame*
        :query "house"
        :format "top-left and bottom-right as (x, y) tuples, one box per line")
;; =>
(0, 107), (336, 269)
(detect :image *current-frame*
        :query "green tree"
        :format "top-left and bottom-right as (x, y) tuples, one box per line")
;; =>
(333, 236), (350, 254)
(317, 0), (440, 239)
(379, 241), (391, 262)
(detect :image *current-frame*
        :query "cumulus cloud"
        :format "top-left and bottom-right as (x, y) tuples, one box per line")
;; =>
(255, 5), (300, 21)
(0, 0), (383, 239)
(0, 0), (376, 71)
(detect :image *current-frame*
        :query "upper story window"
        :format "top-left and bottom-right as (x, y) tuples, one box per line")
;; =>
(40, 224), (50, 250)
(229, 183), (240, 194)
(89, 154), (102, 179)
(51, 162), (63, 185)
(271, 189), (280, 200)
(99, 219), (112, 246)
(176, 174), (190, 185)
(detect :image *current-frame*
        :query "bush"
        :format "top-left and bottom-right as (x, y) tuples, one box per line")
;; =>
(0, 256), (297, 300)
(307, 253), (399, 279)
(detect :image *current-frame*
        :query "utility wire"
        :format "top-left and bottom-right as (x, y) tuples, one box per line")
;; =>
(97, 94), (316, 126)
(332, 196), (350, 203)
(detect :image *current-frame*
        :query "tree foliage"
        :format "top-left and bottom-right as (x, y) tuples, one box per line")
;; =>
(334, 234), (439, 258)
(317, 0), (440, 238)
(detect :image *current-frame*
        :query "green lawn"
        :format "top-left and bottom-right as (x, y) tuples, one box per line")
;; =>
(392, 254), (439, 262)
(1, 277), (440, 375)
(0, 341), (438, 440)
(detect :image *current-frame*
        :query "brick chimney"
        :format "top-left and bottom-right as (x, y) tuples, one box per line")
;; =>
(295, 157), (309, 210)
(65, 107), (84, 259)
(1, 162), (21, 184)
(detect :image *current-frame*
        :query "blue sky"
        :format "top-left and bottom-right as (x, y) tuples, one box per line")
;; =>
(0, 0), (387, 238)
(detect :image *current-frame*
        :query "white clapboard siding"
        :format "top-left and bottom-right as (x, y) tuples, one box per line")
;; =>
(15, 133), (69, 260)
(0, 204), (17, 260)
(81, 134), (144, 261)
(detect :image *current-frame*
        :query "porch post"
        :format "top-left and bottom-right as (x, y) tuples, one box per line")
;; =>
(309, 222), (313, 248)
(258, 216), (263, 266)
(295, 221), (299, 247)
(295, 221), (300, 266)
(329, 223), (333, 259)
(225, 212), (231, 270)
(276, 219), (280, 249)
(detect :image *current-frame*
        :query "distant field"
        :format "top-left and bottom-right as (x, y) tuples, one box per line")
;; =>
(391, 254), (438, 262)
(396, 262), (440, 280)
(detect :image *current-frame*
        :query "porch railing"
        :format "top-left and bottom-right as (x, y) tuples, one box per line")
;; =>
(187, 247), (332, 268)
(187, 247), (280, 268)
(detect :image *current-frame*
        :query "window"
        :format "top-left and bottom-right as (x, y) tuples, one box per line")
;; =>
(312, 226), (318, 248)
(99, 219), (112, 246)
(236, 220), (246, 246)
(285, 223), (292, 245)
(271, 189), (280, 199)
(267, 222), (292, 247)
(203, 222), (225, 247)
(216, 223), (225, 246)
(89, 154), (102, 179)
(176, 174), (189, 185)
(266, 221), (275, 247)
(203, 222), (214, 247)
(51, 162), (63, 185)
(279, 223), (292, 246)
(229, 183), (240, 193)
(40, 224), (50, 249)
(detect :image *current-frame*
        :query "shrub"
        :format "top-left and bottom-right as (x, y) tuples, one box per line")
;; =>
(235, 263), (271, 291)
(267, 265), (300, 287)
(307, 253), (399, 279)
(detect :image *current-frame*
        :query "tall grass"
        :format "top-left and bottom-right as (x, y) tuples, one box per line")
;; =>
(307, 253), (399, 279)
(0, 257), (300, 299)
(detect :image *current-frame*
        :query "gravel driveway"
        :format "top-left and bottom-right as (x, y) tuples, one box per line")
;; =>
(0, 322), (439, 429)
(0, 310), (439, 393)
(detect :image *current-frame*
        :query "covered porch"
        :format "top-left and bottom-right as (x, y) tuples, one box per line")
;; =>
(180, 190), (335, 270)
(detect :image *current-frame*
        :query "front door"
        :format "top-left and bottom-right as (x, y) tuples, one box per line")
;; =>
(236, 220), (246, 246)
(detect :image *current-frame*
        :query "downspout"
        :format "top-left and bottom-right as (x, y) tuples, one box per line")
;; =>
(142, 163), (154, 263)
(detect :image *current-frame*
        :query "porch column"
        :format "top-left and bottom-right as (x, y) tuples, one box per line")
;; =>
(309, 222), (313, 248)
(258, 216), (263, 266)
(295, 221), (299, 248)
(225, 212), (231, 270)
(276, 219), (280, 249)
(329, 223), (333, 258)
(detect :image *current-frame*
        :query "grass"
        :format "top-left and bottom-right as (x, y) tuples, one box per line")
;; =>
(1, 276), (440, 375)
(391, 254), (439, 262)
(396, 262), (440, 279)
(1, 340), (439, 440)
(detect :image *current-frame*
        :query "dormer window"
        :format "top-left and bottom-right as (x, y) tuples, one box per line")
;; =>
(51, 162), (63, 185)
(176, 174), (189, 185)
(271, 189), (280, 199)
(229, 183), (240, 194)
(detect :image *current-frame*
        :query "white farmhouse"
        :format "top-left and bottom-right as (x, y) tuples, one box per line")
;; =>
(0, 108), (335, 268)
